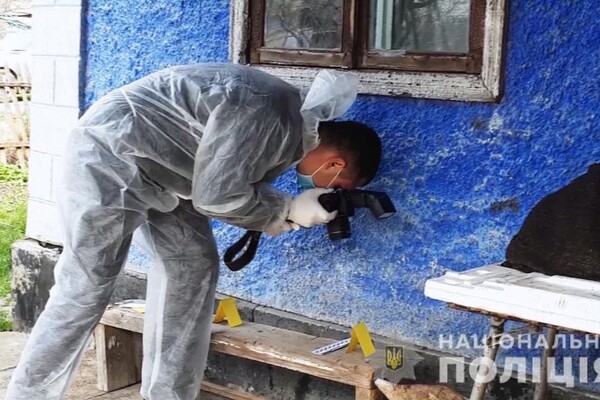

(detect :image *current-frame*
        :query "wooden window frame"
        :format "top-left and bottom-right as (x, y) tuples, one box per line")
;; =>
(358, 0), (486, 74)
(250, 0), (485, 74)
(249, 0), (355, 68)
(230, 0), (508, 102)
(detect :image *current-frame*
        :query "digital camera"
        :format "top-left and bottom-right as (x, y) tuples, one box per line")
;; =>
(318, 189), (396, 240)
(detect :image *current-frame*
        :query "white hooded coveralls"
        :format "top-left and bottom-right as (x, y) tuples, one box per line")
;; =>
(6, 63), (358, 400)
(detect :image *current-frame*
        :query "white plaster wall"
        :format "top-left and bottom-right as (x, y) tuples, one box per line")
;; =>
(26, 0), (82, 245)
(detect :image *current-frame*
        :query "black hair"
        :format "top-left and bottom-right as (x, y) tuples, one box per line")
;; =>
(318, 120), (382, 185)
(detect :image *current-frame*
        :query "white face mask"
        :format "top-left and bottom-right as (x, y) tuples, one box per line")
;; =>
(296, 162), (343, 190)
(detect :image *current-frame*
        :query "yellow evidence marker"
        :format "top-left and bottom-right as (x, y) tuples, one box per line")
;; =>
(346, 321), (376, 357)
(213, 297), (243, 327)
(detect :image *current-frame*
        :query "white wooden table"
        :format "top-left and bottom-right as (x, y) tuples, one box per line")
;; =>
(425, 264), (600, 400)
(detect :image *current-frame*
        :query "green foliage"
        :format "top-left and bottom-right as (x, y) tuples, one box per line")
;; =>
(0, 310), (11, 332)
(0, 198), (26, 297)
(0, 164), (27, 302)
(0, 164), (27, 183)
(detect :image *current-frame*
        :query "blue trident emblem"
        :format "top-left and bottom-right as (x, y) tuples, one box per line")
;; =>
(385, 345), (404, 371)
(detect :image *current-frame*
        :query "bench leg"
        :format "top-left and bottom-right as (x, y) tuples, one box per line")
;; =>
(469, 317), (505, 400)
(95, 324), (143, 391)
(355, 387), (383, 400)
(533, 328), (557, 400)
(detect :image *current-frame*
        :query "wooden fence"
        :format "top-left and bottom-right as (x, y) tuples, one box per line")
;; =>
(0, 56), (30, 169)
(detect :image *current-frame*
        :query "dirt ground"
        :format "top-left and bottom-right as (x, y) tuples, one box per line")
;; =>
(0, 332), (228, 400)
(0, 331), (141, 399)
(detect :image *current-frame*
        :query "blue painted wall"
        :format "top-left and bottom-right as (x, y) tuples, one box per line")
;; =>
(84, 0), (600, 388)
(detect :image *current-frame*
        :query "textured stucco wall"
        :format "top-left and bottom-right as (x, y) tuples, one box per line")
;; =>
(84, 0), (600, 387)
(83, 0), (229, 105)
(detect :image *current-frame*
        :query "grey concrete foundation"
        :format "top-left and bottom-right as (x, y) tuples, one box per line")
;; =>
(9, 238), (600, 400)
(10, 239), (147, 332)
(10, 239), (60, 332)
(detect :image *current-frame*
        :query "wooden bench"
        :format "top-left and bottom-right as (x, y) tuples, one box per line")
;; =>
(95, 307), (384, 400)
(425, 264), (600, 400)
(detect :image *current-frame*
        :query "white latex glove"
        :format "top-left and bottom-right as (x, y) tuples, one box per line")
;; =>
(288, 188), (338, 228)
(264, 220), (301, 237)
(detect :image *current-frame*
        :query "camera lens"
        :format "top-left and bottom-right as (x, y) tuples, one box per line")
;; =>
(327, 216), (351, 240)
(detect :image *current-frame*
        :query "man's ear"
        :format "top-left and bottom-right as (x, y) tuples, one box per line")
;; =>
(327, 156), (346, 170)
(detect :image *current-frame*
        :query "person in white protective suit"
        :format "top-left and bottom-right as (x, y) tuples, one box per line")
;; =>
(5, 63), (382, 400)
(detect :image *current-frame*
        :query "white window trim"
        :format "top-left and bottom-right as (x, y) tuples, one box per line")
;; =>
(229, 0), (507, 102)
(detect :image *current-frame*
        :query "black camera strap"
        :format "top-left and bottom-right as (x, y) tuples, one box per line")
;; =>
(223, 230), (262, 271)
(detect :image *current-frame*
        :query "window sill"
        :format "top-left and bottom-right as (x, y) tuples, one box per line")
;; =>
(249, 65), (500, 102)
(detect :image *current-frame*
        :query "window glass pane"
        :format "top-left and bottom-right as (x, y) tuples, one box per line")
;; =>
(369, 0), (470, 53)
(264, 0), (343, 50)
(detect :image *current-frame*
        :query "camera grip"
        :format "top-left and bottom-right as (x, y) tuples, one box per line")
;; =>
(318, 193), (338, 212)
